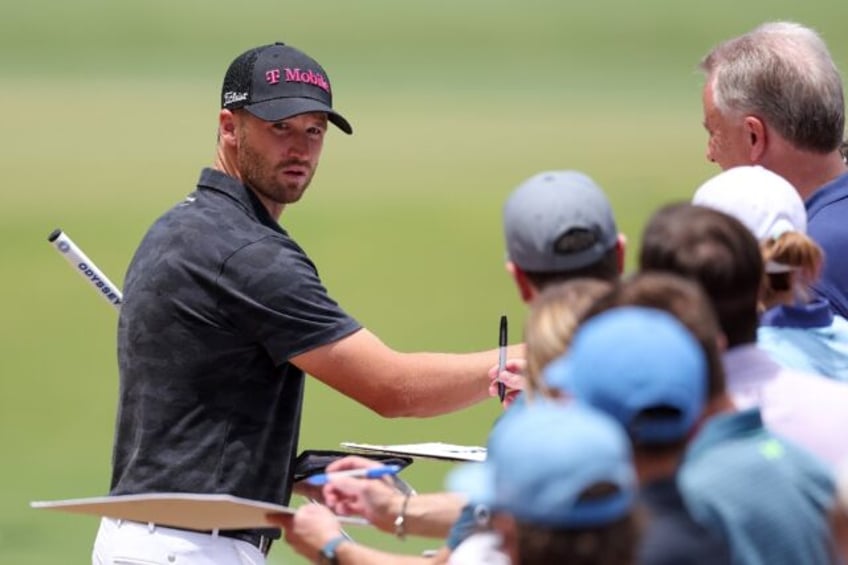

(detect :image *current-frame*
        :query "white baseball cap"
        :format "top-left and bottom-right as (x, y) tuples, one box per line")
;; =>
(692, 165), (807, 240)
(692, 166), (807, 273)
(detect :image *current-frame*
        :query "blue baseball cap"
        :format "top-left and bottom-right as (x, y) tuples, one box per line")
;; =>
(544, 307), (707, 445)
(447, 400), (636, 528)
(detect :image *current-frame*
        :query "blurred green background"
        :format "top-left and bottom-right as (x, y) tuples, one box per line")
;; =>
(2, 1), (846, 562)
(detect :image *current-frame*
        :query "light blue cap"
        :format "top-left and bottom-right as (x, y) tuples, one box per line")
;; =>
(447, 400), (636, 528)
(544, 306), (707, 444)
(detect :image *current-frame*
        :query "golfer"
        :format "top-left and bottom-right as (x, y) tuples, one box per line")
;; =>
(92, 41), (518, 564)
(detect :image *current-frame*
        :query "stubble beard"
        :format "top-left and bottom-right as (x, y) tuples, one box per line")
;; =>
(237, 136), (316, 206)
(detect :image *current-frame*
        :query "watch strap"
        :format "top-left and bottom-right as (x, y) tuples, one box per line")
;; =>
(319, 534), (348, 564)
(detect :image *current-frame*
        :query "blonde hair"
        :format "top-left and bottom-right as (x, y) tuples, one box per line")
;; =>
(761, 231), (823, 307)
(524, 278), (613, 399)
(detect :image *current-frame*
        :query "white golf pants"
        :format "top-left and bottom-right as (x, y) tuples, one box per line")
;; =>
(92, 517), (266, 565)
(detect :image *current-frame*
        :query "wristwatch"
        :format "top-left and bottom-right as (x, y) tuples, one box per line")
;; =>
(318, 534), (347, 565)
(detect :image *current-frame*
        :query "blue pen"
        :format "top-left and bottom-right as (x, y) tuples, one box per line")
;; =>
(305, 464), (402, 486)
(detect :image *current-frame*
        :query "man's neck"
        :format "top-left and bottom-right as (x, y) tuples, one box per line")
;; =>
(700, 394), (735, 421)
(213, 147), (285, 220)
(763, 148), (848, 200)
(214, 144), (240, 182)
(634, 450), (681, 484)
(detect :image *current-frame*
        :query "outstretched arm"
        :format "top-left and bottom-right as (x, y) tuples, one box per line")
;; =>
(292, 328), (524, 417)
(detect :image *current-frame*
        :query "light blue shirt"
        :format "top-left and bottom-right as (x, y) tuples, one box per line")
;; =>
(679, 409), (836, 565)
(758, 299), (848, 382)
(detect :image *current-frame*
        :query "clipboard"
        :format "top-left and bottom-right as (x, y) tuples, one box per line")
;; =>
(341, 441), (487, 462)
(31, 492), (363, 530)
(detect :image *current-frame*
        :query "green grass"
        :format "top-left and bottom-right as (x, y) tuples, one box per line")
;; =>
(2, 1), (847, 562)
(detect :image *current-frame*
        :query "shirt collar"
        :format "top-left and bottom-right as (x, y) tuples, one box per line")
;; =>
(196, 168), (285, 235)
(760, 298), (834, 329)
(685, 409), (763, 462)
(805, 170), (848, 219)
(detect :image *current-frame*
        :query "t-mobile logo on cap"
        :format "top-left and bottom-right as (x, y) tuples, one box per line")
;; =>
(284, 68), (330, 92)
(264, 67), (330, 92)
(265, 69), (281, 84)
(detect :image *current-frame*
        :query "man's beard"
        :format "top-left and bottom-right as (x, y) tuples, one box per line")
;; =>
(237, 136), (316, 205)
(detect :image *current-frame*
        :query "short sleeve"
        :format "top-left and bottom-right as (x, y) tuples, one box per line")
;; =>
(217, 235), (361, 365)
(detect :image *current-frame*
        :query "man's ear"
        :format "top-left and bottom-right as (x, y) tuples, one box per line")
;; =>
(507, 261), (535, 303)
(744, 115), (767, 163)
(219, 109), (238, 144)
(615, 233), (627, 275)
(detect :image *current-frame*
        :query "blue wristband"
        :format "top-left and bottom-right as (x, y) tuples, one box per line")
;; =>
(319, 534), (348, 564)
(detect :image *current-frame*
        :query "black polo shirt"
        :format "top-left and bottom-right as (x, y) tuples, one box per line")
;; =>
(111, 168), (361, 510)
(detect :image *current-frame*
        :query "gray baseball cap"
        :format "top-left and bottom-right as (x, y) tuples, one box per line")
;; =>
(504, 171), (618, 272)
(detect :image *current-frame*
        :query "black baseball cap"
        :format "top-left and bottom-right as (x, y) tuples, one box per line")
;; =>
(221, 42), (353, 135)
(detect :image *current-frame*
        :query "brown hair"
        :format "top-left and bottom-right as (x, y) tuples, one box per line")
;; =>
(511, 513), (640, 565)
(522, 247), (620, 291)
(639, 203), (762, 348)
(761, 231), (823, 308)
(593, 272), (726, 400)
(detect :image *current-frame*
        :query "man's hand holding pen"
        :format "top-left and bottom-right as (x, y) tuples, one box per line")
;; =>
(489, 358), (527, 409)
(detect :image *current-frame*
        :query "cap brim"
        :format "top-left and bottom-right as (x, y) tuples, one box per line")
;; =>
(542, 355), (576, 393)
(764, 260), (795, 274)
(244, 97), (353, 135)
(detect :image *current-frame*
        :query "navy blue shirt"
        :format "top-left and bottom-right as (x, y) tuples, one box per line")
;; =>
(638, 477), (731, 565)
(806, 171), (848, 318)
(111, 169), (361, 511)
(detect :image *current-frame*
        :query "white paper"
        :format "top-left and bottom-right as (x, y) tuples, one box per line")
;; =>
(341, 441), (487, 462)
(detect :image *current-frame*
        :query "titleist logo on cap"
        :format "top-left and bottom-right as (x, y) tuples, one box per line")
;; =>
(265, 68), (330, 92)
(223, 91), (248, 106)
